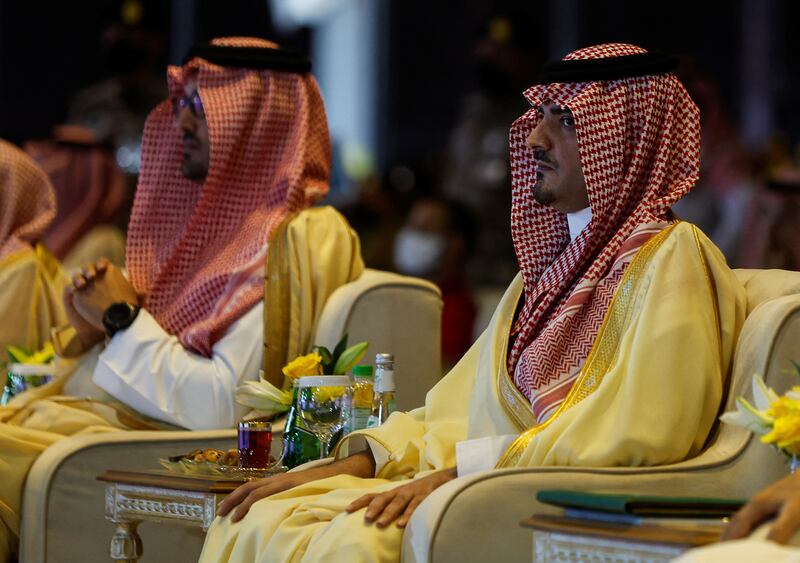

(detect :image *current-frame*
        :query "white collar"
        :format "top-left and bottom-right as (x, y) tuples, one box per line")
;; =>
(567, 207), (592, 241)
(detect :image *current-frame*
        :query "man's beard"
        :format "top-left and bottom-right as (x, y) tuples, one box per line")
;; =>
(532, 173), (555, 205)
(181, 156), (208, 181)
(181, 131), (208, 182)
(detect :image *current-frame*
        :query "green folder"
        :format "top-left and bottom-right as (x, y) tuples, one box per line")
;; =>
(537, 489), (746, 518)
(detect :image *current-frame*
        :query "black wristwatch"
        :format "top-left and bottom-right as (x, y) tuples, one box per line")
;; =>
(102, 302), (141, 338)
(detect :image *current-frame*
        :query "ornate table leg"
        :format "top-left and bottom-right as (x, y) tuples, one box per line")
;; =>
(109, 520), (142, 562)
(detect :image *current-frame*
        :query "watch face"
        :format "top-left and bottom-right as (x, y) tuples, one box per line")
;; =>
(108, 302), (134, 324)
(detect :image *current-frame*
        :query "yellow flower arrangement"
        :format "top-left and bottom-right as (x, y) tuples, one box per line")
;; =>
(762, 393), (800, 455)
(722, 364), (800, 470)
(235, 335), (367, 418)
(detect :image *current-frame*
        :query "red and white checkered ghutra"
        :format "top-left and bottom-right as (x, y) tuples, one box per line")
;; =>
(508, 43), (701, 423)
(127, 37), (330, 357)
(0, 139), (56, 262)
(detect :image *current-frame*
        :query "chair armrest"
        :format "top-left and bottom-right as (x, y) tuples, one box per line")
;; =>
(403, 460), (780, 563)
(21, 430), (236, 563)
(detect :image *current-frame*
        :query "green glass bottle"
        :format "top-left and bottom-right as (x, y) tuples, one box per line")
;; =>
(281, 386), (321, 468)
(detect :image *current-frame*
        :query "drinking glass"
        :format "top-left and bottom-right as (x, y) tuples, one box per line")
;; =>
(295, 376), (351, 459)
(237, 421), (272, 469)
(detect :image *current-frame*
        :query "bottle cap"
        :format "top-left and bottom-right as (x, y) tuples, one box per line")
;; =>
(375, 353), (394, 367)
(352, 365), (373, 378)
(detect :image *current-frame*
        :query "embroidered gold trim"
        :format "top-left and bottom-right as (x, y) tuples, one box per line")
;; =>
(690, 225), (723, 367)
(496, 223), (678, 468)
(497, 289), (537, 430)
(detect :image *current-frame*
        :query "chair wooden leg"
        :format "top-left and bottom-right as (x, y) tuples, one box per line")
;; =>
(109, 520), (142, 562)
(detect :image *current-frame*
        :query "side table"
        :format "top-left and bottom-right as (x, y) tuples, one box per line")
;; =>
(521, 514), (723, 563)
(97, 470), (243, 563)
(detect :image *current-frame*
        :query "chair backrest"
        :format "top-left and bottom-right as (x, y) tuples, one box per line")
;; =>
(690, 269), (800, 496)
(313, 269), (443, 411)
(735, 268), (800, 315)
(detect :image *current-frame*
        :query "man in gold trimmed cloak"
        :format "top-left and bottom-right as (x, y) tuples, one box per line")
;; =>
(199, 43), (746, 563)
(0, 38), (363, 563)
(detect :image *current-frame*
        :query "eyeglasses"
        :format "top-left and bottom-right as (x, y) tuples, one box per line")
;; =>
(172, 91), (205, 118)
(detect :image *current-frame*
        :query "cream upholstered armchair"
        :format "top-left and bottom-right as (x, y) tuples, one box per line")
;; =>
(19, 268), (442, 563)
(402, 268), (800, 563)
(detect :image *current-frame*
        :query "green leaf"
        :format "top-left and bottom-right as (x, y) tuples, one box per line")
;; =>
(791, 360), (800, 378)
(314, 346), (334, 375)
(333, 342), (368, 375)
(332, 333), (349, 364)
(6, 345), (30, 364)
(26, 342), (54, 364)
(315, 346), (333, 365)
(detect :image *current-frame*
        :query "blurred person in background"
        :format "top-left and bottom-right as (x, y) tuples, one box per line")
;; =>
(24, 125), (129, 274)
(394, 196), (477, 369)
(441, 13), (541, 288)
(738, 165), (800, 271)
(66, 0), (167, 175)
(0, 140), (68, 365)
(672, 63), (757, 264)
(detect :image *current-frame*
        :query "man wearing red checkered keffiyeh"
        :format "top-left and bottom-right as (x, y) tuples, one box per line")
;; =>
(0, 39), (371, 563)
(506, 42), (706, 423)
(55, 37), (333, 430)
(198, 44), (748, 563)
(0, 139), (69, 364)
(486, 43), (743, 467)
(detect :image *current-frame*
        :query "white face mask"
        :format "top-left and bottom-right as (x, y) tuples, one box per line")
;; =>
(393, 228), (446, 277)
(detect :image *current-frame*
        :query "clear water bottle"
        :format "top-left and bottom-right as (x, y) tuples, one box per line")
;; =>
(366, 353), (396, 428)
(346, 365), (374, 433)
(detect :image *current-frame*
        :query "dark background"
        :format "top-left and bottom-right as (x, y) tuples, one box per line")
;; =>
(1, 0), (796, 160)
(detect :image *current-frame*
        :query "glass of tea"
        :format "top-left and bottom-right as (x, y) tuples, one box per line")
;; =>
(237, 421), (272, 469)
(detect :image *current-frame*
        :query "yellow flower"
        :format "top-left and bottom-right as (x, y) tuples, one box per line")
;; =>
(282, 352), (323, 381)
(767, 396), (800, 419)
(762, 412), (800, 455)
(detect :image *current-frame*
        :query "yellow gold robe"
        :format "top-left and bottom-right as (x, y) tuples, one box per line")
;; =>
(0, 243), (68, 562)
(199, 222), (747, 563)
(0, 244), (68, 364)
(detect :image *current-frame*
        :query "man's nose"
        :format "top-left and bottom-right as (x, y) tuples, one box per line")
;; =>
(527, 119), (551, 152)
(177, 106), (196, 133)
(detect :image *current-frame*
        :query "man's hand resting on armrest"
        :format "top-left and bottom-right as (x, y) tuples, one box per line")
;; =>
(346, 467), (458, 529)
(218, 450), (377, 522)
